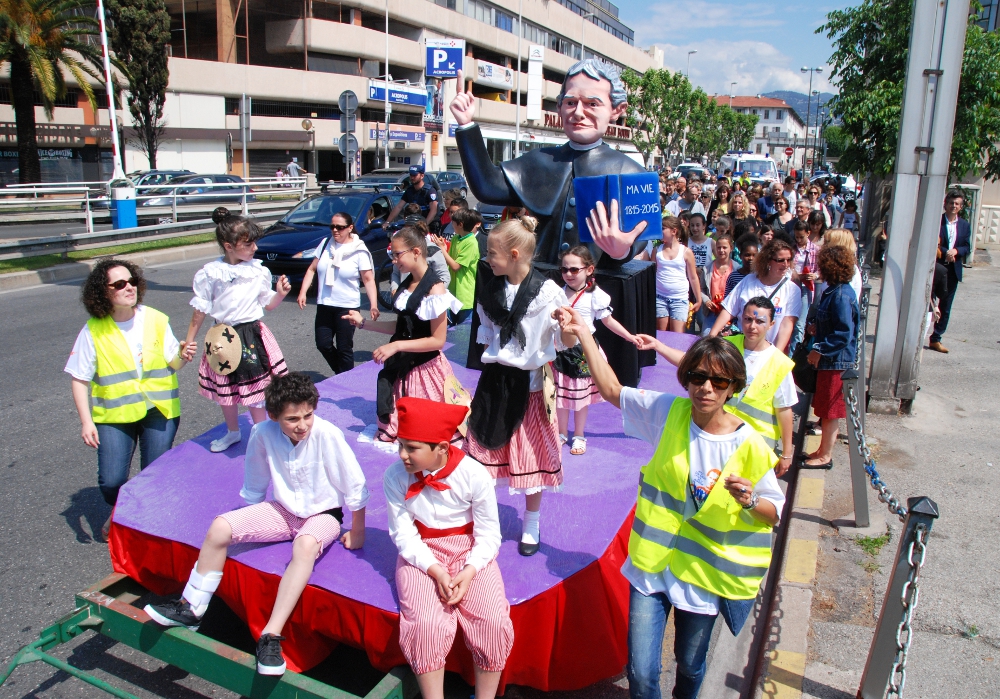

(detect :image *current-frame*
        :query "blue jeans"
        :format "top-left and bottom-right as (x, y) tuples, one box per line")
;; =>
(628, 586), (718, 699)
(96, 408), (179, 506)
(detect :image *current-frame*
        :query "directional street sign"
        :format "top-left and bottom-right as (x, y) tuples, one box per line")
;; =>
(784, 147), (794, 157)
(426, 38), (465, 78)
(338, 134), (359, 156)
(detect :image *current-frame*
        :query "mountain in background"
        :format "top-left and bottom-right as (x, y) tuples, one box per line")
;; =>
(763, 91), (837, 123)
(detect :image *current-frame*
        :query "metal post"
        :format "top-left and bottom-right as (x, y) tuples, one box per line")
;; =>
(384, 0), (390, 170)
(841, 368), (871, 528)
(513, 0), (522, 158)
(84, 191), (93, 234)
(171, 188), (177, 223)
(241, 185), (248, 216)
(858, 497), (939, 699)
(868, 0), (971, 409)
(95, 0), (125, 180)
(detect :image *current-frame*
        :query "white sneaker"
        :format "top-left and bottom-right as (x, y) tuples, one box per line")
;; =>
(210, 430), (242, 453)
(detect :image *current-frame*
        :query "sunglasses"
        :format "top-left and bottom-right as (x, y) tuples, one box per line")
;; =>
(330, 223), (351, 231)
(685, 370), (736, 390)
(560, 266), (586, 275)
(389, 248), (415, 261)
(107, 277), (138, 291)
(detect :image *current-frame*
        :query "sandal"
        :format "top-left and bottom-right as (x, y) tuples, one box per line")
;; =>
(570, 436), (587, 455)
(559, 434), (568, 446)
(800, 457), (834, 470)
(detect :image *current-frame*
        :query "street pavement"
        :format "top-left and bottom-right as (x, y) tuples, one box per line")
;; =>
(797, 253), (1000, 698)
(0, 221), (113, 240)
(0, 255), (396, 699)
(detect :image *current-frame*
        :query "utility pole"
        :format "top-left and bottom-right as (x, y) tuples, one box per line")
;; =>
(868, 0), (971, 413)
(96, 0), (125, 180)
(580, 11), (596, 61)
(514, 0), (523, 158)
(686, 50), (697, 78)
(383, 0), (390, 169)
(800, 66), (822, 180)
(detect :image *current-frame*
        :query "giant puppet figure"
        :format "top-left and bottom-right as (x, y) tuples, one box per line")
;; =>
(450, 59), (647, 264)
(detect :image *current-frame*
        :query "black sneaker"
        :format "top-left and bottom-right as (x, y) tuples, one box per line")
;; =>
(256, 633), (286, 676)
(143, 598), (202, 630)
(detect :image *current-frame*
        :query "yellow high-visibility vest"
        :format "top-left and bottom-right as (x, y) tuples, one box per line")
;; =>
(724, 335), (794, 450)
(88, 307), (180, 424)
(628, 398), (777, 600)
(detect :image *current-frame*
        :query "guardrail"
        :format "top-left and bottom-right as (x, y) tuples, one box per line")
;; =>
(0, 177), (307, 232)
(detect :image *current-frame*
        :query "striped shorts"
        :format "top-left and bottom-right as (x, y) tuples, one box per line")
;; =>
(218, 501), (342, 556)
(396, 533), (514, 674)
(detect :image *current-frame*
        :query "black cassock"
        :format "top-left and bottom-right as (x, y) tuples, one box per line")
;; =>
(456, 123), (656, 386)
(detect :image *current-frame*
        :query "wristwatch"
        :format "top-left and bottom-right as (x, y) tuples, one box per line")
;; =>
(741, 491), (760, 510)
(359, 317), (366, 330)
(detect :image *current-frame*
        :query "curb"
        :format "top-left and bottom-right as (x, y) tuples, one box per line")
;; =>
(0, 242), (219, 293)
(756, 433), (825, 699)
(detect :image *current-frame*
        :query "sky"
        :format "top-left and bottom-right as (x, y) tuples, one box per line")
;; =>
(616, 0), (855, 96)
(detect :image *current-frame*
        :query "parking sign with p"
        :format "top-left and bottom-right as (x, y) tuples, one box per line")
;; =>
(426, 38), (465, 78)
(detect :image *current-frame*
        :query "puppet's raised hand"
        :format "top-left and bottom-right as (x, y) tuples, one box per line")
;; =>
(587, 199), (647, 260)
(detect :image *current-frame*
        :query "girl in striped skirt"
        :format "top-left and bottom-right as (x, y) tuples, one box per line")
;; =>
(384, 398), (513, 699)
(185, 208), (290, 453)
(554, 245), (639, 456)
(464, 216), (579, 557)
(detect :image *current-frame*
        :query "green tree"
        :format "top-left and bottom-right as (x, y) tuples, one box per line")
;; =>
(822, 124), (849, 158)
(0, 0), (108, 182)
(821, 0), (1000, 181)
(108, 0), (170, 169)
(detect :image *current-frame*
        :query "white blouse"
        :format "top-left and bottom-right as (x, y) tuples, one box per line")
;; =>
(394, 287), (463, 320)
(476, 279), (568, 388)
(190, 259), (276, 325)
(563, 284), (613, 335)
(383, 455), (501, 574)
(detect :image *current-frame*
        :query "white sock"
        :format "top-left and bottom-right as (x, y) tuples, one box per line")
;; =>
(211, 430), (242, 451)
(521, 510), (541, 546)
(182, 565), (223, 617)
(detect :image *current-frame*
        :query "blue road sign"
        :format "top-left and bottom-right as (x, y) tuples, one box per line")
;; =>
(426, 39), (465, 78)
(368, 82), (428, 108)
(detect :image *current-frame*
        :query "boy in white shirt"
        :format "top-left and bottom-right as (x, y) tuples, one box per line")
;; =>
(384, 397), (513, 699)
(144, 372), (369, 676)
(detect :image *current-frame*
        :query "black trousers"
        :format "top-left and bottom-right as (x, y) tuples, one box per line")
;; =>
(930, 264), (960, 343)
(315, 304), (358, 374)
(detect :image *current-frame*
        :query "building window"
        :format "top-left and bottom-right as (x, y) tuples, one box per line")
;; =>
(755, 143), (762, 154)
(764, 109), (770, 120)
(465, 0), (491, 24)
(777, 109), (784, 120)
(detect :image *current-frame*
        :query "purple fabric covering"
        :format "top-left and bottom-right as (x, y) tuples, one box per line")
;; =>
(114, 331), (698, 612)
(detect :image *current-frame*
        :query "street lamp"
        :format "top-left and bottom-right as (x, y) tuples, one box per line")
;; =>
(384, 0), (390, 169)
(800, 66), (823, 179)
(729, 81), (737, 108)
(580, 11), (597, 61)
(686, 50), (698, 78)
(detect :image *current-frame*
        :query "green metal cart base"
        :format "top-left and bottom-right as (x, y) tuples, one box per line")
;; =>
(0, 573), (417, 699)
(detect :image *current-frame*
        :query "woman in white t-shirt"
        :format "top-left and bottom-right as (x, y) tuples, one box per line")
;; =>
(554, 314), (784, 699)
(635, 216), (701, 333)
(65, 260), (195, 539)
(297, 212), (380, 375)
(709, 239), (802, 352)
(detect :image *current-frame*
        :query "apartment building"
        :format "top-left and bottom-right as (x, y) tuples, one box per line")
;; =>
(714, 96), (807, 172)
(0, 0), (660, 183)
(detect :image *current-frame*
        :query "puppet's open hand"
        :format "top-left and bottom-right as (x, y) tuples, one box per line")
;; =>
(428, 564), (453, 604)
(587, 199), (647, 260)
(447, 565), (476, 606)
(449, 71), (476, 126)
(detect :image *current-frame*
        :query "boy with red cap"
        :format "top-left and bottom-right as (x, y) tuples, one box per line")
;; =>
(384, 397), (514, 699)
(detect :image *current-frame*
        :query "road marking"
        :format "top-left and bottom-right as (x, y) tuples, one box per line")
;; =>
(762, 649), (806, 698)
(795, 477), (824, 510)
(782, 539), (818, 584)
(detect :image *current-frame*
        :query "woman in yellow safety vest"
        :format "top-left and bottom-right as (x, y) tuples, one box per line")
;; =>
(557, 306), (785, 699)
(636, 295), (796, 477)
(65, 259), (195, 539)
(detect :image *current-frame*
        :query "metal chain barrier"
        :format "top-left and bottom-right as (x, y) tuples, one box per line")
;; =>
(886, 523), (928, 698)
(844, 380), (908, 523)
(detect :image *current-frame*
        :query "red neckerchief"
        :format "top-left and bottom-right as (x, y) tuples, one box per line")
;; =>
(405, 445), (464, 500)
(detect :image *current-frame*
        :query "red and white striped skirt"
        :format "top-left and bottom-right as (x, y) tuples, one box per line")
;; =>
(198, 321), (287, 407)
(396, 533), (513, 675)
(464, 390), (563, 493)
(376, 352), (458, 441)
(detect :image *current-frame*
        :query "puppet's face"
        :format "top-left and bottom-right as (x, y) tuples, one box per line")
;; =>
(558, 73), (627, 145)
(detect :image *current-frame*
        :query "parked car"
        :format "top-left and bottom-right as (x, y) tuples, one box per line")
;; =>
(355, 168), (442, 194)
(476, 203), (505, 232)
(128, 169), (193, 188)
(427, 171), (467, 198)
(672, 163), (715, 183)
(139, 174), (256, 208)
(717, 152), (780, 188)
(254, 187), (404, 288)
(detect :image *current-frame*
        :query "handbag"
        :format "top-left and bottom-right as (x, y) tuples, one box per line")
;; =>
(792, 336), (817, 393)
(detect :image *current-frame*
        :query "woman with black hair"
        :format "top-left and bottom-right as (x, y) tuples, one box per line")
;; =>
(297, 211), (380, 375)
(65, 259), (195, 538)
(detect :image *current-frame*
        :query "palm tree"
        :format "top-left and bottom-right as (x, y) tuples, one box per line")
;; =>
(0, 0), (107, 183)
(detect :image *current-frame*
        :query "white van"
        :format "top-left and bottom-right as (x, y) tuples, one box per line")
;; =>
(718, 152), (780, 187)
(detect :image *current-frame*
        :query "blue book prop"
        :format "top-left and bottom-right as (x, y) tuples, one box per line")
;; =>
(574, 172), (662, 243)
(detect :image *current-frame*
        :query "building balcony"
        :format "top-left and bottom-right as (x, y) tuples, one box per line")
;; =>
(265, 19), (424, 72)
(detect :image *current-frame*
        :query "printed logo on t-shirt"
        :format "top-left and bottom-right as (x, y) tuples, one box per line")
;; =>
(691, 468), (721, 505)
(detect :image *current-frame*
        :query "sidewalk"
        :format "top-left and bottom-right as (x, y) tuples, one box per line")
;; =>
(757, 252), (1000, 698)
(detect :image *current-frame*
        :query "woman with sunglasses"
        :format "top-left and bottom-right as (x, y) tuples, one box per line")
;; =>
(297, 212), (380, 375)
(66, 259), (196, 540)
(709, 239), (801, 352)
(553, 315), (784, 699)
(343, 225), (462, 444)
(765, 195), (794, 238)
